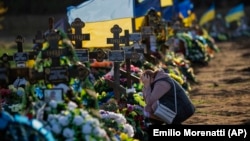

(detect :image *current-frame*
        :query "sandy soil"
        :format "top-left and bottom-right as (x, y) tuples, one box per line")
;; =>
(183, 38), (250, 125)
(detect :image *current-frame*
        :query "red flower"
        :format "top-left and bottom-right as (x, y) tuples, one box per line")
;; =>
(26, 113), (33, 119)
(0, 88), (11, 96)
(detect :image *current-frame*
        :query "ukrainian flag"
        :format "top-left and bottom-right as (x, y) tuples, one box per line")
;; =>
(177, 0), (195, 27)
(225, 3), (245, 23)
(67, 0), (162, 48)
(67, 0), (137, 48)
(160, 0), (173, 7)
(199, 4), (215, 26)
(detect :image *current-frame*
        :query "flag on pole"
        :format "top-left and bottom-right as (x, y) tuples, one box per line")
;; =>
(225, 3), (245, 23)
(199, 4), (215, 26)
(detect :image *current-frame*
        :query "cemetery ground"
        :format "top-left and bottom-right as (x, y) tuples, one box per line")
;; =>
(1, 15), (250, 126)
(183, 38), (250, 125)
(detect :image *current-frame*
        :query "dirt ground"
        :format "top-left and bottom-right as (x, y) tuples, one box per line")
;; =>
(183, 38), (250, 125)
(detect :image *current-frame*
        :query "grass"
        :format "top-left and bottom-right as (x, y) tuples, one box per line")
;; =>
(0, 42), (33, 56)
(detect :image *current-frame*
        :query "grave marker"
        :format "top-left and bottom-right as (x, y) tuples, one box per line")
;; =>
(33, 30), (45, 52)
(42, 17), (71, 84)
(9, 35), (31, 83)
(68, 18), (90, 49)
(40, 17), (90, 84)
(68, 18), (90, 62)
(121, 30), (143, 89)
(107, 24), (126, 101)
(13, 35), (28, 67)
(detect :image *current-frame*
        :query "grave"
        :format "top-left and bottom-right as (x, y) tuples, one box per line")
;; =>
(30, 17), (90, 85)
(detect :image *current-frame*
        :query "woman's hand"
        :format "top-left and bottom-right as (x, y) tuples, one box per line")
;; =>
(140, 74), (151, 87)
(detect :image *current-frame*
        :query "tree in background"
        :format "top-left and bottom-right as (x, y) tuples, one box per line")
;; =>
(0, 0), (7, 30)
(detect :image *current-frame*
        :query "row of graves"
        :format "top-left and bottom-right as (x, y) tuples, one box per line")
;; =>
(0, 15), (219, 140)
(0, 17), (148, 141)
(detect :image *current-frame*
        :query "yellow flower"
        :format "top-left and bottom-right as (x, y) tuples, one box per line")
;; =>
(26, 60), (35, 68)
(120, 133), (128, 141)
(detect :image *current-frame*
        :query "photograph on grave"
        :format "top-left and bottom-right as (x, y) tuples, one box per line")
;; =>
(43, 88), (63, 102)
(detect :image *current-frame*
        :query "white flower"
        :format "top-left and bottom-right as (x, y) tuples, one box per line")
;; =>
(73, 115), (84, 126)
(49, 118), (58, 126)
(123, 123), (134, 137)
(80, 109), (89, 118)
(108, 112), (126, 124)
(49, 100), (58, 108)
(51, 123), (62, 135)
(47, 114), (55, 122)
(115, 113), (127, 124)
(82, 123), (92, 134)
(88, 118), (100, 127)
(59, 115), (70, 127)
(93, 127), (107, 137)
(68, 101), (78, 110)
(63, 128), (75, 138)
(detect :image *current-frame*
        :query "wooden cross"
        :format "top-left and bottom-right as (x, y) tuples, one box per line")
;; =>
(33, 30), (45, 52)
(107, 24), (126, 101)
(140, 26), (158, 63)
(68, 18), (90, 49)
(41, 17), (71, 84)
(7, 35), (31, 83)
(120, 30), (143, 89)
(43, 17), (70, 66)
(13, 35), (29, 68)
(68, 18), (90, 62)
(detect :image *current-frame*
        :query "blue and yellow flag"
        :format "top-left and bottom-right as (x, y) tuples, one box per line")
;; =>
(225, 3), (245, 23)
(177, 0), (195, 27)
(67, 0), (167, 48)
(199, 4), (215, 26)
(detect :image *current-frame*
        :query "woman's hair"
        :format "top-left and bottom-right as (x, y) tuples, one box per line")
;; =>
(143, 69), (159, 79)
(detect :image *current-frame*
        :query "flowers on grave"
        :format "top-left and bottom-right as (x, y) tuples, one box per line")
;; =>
(131, 93), (146, 107)
(119, 104), (147, 137)
(132, 83), (143, 92)
(42, 100), (111, 141)
(33, 29), (79, 72)
(1, 78), (29, 114)
(99, 109), (136, 140)
(94, 78), (113, 94)
(121, 63), (141, 74)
